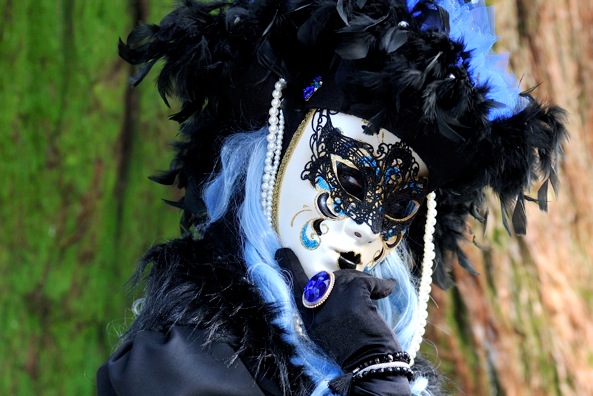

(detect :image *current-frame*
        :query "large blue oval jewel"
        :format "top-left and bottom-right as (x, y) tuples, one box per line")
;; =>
(302, 271), (335, 309)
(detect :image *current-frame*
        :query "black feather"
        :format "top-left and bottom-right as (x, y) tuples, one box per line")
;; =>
(537, 179), (549, 211)
(511, 197), (527, 235)
(381, 27), (408, 53)
(328, 372), (353, 394)
(119, 0), (569, 290)
(124, 230), (313, 395)
(336, 0), (350, 25)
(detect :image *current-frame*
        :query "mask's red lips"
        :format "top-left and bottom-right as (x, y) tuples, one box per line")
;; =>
(338, 251), (361, 270)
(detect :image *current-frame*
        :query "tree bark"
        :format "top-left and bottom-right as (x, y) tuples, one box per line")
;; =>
(0, 1), (178, 394)
(424, 0), (593, 395)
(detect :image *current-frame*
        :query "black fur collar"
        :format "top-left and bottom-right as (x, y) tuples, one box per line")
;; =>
(124, 228), (313, 395)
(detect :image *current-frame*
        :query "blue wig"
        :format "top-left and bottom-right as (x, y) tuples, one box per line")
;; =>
(202, 129), (431, 395)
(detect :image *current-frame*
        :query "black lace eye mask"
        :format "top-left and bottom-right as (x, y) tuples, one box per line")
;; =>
(301, 110), (428, 242)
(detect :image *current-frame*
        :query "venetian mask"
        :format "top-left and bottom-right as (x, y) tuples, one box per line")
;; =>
(274, 109), (429, 277)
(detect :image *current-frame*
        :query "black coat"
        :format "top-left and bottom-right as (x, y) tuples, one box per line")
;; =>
(98, 325), (279, 395)
(97, 230), (445, 395)
(98, 231), (314, 395)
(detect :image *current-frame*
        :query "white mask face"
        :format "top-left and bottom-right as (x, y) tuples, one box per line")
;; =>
(274, 109), (429, 278)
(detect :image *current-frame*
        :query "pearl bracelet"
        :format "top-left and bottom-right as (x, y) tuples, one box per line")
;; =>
(353, 361), (414, 381)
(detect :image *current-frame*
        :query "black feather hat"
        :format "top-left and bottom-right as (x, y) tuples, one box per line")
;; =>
(119, 0), (568, 288)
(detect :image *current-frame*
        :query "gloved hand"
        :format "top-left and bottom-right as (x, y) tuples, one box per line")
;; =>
(275, 248), (412, 395)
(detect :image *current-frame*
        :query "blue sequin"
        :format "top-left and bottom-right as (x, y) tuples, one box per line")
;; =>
(386, 166), (401, 176)
(301, 221), (320, 249)
(333, 198), (345, 215)
(315, 176), (331, 191)
(361, 156), (379, 173)
(303, 76), (323, 101)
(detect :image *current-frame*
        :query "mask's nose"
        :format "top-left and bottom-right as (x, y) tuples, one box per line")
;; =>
(343, 217), (381, 245)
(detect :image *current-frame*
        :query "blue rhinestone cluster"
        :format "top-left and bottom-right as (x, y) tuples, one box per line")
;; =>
(303, 76), (323, 101)
(302, 270), (334, 308)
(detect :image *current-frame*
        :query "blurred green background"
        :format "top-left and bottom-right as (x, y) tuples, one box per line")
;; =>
(1, 1), (180, 394)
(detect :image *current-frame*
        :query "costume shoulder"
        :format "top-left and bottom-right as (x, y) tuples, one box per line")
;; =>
(123, 233), (247, 341)
(97, 325), (267, 396)
(106, 231), (310, 394)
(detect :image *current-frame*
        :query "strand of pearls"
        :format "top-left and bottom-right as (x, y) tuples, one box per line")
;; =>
(261, 78), (286, 225)
(407, 191), (437, 366)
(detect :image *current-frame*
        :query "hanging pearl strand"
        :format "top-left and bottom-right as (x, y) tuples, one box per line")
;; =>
(407, 191), (437, 366)
(261, 78), (286, 225)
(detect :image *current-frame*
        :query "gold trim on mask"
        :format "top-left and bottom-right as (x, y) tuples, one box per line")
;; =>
(290, 206), (314, 227)
(384, 200), (421, 222)
(330, 154), (359, 172)
(364, 247), (386, 272)
(272, 109), (317, 233)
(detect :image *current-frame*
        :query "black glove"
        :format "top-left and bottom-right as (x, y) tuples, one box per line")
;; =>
(275, 248), (412, 395)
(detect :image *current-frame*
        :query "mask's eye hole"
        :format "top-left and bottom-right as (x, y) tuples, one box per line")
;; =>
(336, 162), (365, 200)
(385, 200), (420, 221)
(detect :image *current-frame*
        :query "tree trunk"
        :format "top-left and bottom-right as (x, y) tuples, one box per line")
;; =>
(0, 1), (178, 394)
(424, 0), (593, 394)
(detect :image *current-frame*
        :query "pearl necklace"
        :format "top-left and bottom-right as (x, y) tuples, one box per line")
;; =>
(408, 191), (437, 365)
(261, 78), (286, 225)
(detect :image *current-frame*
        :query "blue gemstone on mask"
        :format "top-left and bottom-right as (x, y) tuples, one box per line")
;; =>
(303, 271), (332, 305)
(303, 85), (316, 100)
